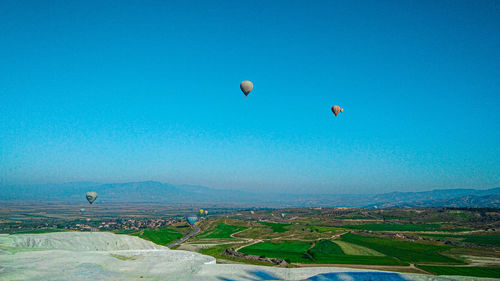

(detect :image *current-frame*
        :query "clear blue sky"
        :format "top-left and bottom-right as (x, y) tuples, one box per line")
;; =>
(1, 0), (499, 194)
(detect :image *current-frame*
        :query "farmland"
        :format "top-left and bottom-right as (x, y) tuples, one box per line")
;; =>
(199, 243), (274, 266)
(197, 223), (247, 239)
(342, 223), (442, 232)
(237, 238), (407, 265)
(340, 233), (463, 264)
(332, 240), (383, 256)
(239, 241), (312, 262)
(2, 203), (498, 278)
(308, 239), (404, 265)
(307, 225), (342, 233)
(463, 235), (500, 247)
(139, 227), (185, 246)
(175, 207), (500, 278)
(259, 222), (290, 233)
(420, 233), (500, 247)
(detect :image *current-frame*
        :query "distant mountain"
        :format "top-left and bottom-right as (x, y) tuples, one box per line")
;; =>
(362, 188), (500, 208)
(377, 194), (500, 208)
(0, 181), (270, 205)
(1, 181), (499, 208)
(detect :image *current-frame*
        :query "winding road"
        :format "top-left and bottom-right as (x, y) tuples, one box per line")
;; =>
(168, 225), (199, 248)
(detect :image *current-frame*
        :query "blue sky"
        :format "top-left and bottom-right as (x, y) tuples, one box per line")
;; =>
(1, 0), (499, 193)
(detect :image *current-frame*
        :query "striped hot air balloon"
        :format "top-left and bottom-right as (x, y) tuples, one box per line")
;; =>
(186, 214), (198, 224)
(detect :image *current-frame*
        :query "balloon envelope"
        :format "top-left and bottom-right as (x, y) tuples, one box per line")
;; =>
(331, 105), (343, 117)
(240, 80), (253, 96)
(204, 210), (208, 215)
(86, 191), (98, 204)
(186, 214), (198, 224)
(199, 209), (204, 215)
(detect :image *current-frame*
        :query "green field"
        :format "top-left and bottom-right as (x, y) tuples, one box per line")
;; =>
(341, 233), (463, 264)
(239, 239), (404, 265)
(311, 254), (404, 265)
(342, 224), (442, 231)
(259, 222), (290, 233)
(448, 211), (474, 219)
(308, 240), (403, 265)
(138, 227), (184, 246)
(310, 240), (343, 255)
(239, 241), (312, 262)
(333, 240), (384, 256)
(417, 265), (500, 278)
(463, 235), (500, 247)
(307, 226), (342, 233)
(199, 244), (232, 257)
(199, 244), (273, 266)
(198, 223), (247, 239)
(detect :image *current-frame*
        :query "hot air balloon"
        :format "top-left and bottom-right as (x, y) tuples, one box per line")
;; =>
(240, 80), (253, 97)
(186, 214), (198, 224)
(86, 217), (91, 222)
(331, 105), (344, 117)
(80, 208), (85, 213)
(199, 209), (204, 215)
(250, 210), (255, 215)
(204, 210), (208, 215)
(281, 213), (286, 218)
(86, 191), (98, 204)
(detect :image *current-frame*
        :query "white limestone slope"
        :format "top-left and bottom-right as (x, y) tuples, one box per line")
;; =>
(7, 231), (164, 251)
(0, 232), (214, 280)
(0, 232), (493, 281)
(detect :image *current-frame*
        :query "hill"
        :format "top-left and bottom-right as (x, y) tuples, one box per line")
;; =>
(1, 181), (499, 208)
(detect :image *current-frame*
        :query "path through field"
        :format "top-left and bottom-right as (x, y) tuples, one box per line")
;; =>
(167, 225), (199, 248)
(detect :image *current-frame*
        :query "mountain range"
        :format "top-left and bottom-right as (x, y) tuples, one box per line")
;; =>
(1, 181), (499, 208)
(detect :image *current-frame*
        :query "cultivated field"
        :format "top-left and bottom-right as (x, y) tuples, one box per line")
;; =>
(178, 207), (500, 278)
(2, 205), (499, 278)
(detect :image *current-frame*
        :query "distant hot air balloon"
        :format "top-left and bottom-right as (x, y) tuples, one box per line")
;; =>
(86, 217), (91, 222)
(331, 105), (343, 117)
(250, 210), (255, 215)
(281, 213), (286, 218)
(186, 214), (198, 224)
(86, 191), (98, 204)
(204, 210), (208, 215)
(80, 208), (85, 213)
(199, 209), (204, 215)
(240, 80), (253, 97)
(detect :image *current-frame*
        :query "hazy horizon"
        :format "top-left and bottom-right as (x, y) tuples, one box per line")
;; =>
(2, 179), (499, 196)
(1, 1), (499, 194)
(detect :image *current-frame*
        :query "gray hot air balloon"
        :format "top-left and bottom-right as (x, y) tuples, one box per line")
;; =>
(86, 191), (98, 204)
(240, 80), (253, 97)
